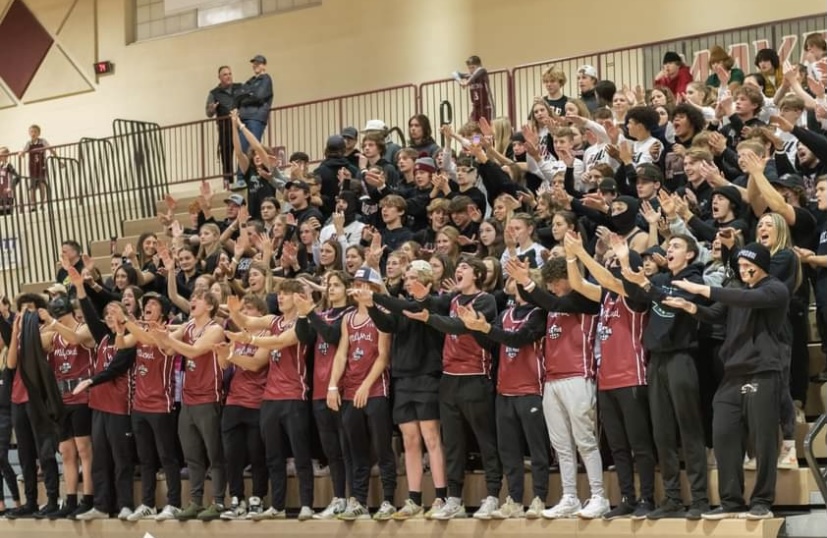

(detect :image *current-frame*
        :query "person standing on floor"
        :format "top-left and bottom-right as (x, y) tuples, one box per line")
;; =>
(662, 243), (789, 520)
(453, 55), (494, 123)
(206, 65), (242, 190)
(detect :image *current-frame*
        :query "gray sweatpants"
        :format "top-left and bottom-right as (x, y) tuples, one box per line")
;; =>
(179, 403), (226, 506)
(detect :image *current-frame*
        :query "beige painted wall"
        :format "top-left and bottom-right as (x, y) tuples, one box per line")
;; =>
(0, 0), (823, 146)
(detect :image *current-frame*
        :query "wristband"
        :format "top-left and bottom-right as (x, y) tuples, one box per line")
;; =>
(328, 387), (338, 392)
(566, 257), (577, 263)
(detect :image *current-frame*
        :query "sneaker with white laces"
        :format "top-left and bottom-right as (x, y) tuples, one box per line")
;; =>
(117, 507), (133, 521)
(392, 499), (423, 520)
(778, 444), (798, 469)
(542, 494), (581, 519)
(424, 498), (445, 520)
(297, 506), (314, 521)
(337, 498), (370, 521)
(429, 497), (466, 520)
(473, 496), (499, 520)
(313, 497), (346, 520)
(373, 501), (396, 521)
(491, 496), (524, 519)
(75, 507), (110, 521)
(577, 495), (610, 519)
(220, 497), (247, 520)
(525, 497), (545, 519)
(247, 496), (263, 518)
(248, 506), (286, 521)
(127, 504), (156, 521)
(154, 505), (181, 521)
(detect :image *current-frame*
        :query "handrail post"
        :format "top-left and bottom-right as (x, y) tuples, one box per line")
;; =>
(803, 412), (827, 506)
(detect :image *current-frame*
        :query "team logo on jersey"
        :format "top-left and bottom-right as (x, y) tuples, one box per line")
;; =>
(137, 365), (149, 377)
(59, 362), (72, 374)
(352, 347), (364, 361)
(548, 324), (562, 340)
(186, 360), (196, 372)
(597, 323), (612, 341)
(505, 347), (519, 360)
(318, 342), (329, 355)
(270, 350), (281, 364)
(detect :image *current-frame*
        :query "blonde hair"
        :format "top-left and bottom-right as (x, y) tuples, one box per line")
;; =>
(542, 67), (567, 85)
(492, 117), (513, 155)
(247, 261), (273, 295)
(197, 223), (222, 260)
(759, 212), (801, 289)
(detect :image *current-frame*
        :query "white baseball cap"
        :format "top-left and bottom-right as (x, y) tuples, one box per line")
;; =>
(361, 119), (387, 132)
(578, 65), (598, 79)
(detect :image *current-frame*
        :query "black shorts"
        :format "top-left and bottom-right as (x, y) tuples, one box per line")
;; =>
(60, 404), (92, 441)
(393, 375), (440, 425)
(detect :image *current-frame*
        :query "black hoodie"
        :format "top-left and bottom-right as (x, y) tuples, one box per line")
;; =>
(314, 156), (359, 216)
(624, 263), (706, 353)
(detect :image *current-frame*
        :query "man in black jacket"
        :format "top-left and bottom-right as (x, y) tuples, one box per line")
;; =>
(665, 242), (789, 521)
(206, 66), (242, 189)
(615, 234), (709, 520)
(236, 55), (273, 152)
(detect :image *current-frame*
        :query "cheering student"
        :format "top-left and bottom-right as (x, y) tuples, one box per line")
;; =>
(213, 294), (269, 520)
(509, 255), (610, 520)
(117, 294), (180, 521)
(294, 272), (354, 520)
(402, 256), (503, 520)
(225, 280), (315, 521)
(614, 233), (710, 520)
(454, 263), (549, 519)
(563, 232), (656, 520)
(62, 266), (137, 521)
(660, 243), (789, 520)
(37, 294), (96, 519)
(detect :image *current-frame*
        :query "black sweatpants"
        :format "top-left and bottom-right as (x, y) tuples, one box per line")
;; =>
(313, 400), (350, 500)
(132, 411), (181, 508)
(12, 402), (60, 505)
(788, 301), (809, 406)
(696, 337), (724, 448)
(91, 410), (135, 512)
(648, 352), (708, 507)
(0, 406), (20, 502)
(713, 372), (781, 510)
(260, 400), (313, 509)
(221, 405), (267, 500)
(496, 394), (549, 502)
(439, 375), (502, 499)
(179, 403), (226, 506)
(598, 386), (655, 502)
(342, 397), (396, 505)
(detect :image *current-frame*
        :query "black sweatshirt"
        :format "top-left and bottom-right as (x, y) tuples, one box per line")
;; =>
(692, 276), (790, 375)
(623, 263), (705, 353)
(295, 306), (350, 347)
(518, 284), (601, 316)
(480, 303), (546, 348)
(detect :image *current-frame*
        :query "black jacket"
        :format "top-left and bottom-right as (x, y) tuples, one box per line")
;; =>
(693, 277), (790, 375)
(19, 311), (64, 439)
(237, 74), (273, 123)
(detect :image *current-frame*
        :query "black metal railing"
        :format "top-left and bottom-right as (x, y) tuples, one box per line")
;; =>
(803, 412), (827, 508)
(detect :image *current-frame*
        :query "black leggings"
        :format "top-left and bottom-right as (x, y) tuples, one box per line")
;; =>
(0, 406), (20, 502)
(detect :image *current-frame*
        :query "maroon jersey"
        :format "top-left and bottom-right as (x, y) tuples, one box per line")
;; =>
(50, 332), (93, 405)
(596, 294), (648, 391)
(341, 312), (388, 400)
(263, 316), (308, 401)
(26, 138), (47, 179)
(443, 293), (493, 377)
(181, 320), (222, 406)
(543, 311), (598, 381)
(133, 342), (174, 413)
(497, 307), (544, 396)
(89, 334), (131, 415)
(226, 335), (268, 409)
(312, 308), (350, 401)
(12, 365), (28, 404)
(468, 68), (494, 122)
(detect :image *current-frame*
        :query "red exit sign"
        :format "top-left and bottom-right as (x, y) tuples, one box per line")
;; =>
(94, 61), (114, 75)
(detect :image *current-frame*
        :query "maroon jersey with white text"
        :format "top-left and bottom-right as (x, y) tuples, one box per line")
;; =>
(497, 306), (544, 396)
(341, 312), (388, 400)
(263, 316), (308, 401)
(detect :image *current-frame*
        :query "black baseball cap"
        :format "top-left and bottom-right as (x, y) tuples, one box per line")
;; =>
(770, 173), (804, 190)
(341, 127), (358, 140)
(250, 54), (267, 64)
(599, 178), (618, 193)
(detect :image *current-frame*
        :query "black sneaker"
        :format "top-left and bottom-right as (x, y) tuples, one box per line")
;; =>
(701, 506), (748, 520)
(686, 502), (709, 521)
(603, 497), (637, 520)
(744, 504), (773, 520)
(5, 504), (38, 519)
(647, 498), (686, 520)
(68, 502), (93, 520)
(630, 499), (655, 520)
(48, 502), (78, 520)
(32, 502), (60, 519)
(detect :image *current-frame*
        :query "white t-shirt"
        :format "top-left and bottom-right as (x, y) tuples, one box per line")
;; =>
(632, 136), (662, 165)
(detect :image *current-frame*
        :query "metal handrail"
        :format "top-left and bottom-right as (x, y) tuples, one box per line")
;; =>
(803, 413), (827, 506)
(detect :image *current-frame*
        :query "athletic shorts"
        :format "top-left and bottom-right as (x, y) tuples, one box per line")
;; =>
(393, 375), (440, 425)
(60, 404), (92, 441)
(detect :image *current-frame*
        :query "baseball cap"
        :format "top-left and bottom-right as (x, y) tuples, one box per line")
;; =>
(340, 127), (358, 140)
(141, 292), (172, 316)
(326, 135), (346, 152)
(770, 173), (805, 190)
(250, 54), (267, 64)
(224, 193), (246, 206)
(636, 163), (663, 183)
(578, 65), (598, 79)
(45, 283), (68, 296)
(362, 119), (387, 132)
(409, 259), (434, 278)
(598, 178), (618, 193)
(284, 180), (311, 192)
(354, 266), (383, 286)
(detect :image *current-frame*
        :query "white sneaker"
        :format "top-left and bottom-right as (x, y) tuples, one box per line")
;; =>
(154, 504), (180, 521)
(744, 455), (757, 470)
(778, 445), (798, 469)
(491, 496), (524, 519)
(337, 498), (370, 521)
(117, 507), (133, 520)
(127, 504), (157, 521)
(298, 506), (314, 521)
(373, 501), (396, 521)
(220, 497), (247, 520)
(430, 497), (466, 520)
(473, 496), (499, 520)
(577, 495), (610, 519)
(525, 496), (545, 519)
(542, 494), (581, 519)
(312, 460), (330, 477)
(247, 496), (263, 517)
(313, 497), (346, 520)
(75, 507), (109, 520)
(248, 506), (286, 520)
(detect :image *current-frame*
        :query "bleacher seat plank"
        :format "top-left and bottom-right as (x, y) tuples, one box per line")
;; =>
(122, 206), (227, 236)
(0, 517), (785, 538)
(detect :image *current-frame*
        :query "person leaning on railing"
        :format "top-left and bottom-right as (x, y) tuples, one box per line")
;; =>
(206, 66), (243, 190)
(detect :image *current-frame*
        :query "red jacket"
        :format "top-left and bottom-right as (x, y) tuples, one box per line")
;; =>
(655, 65), (694, 97)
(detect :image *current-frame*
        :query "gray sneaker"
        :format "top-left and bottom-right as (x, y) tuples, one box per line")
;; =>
(430, 497), (467, 520)
(248, 506), (285, 521)
(220, 497), (247, 520)
(473, 496), (499, 520)
(313, 497), (346, 520)
(373, 501), (395, 521)
(338, 498), (370, 521)
(75, 507), (109, 520)
(127, 504), (157, 521)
